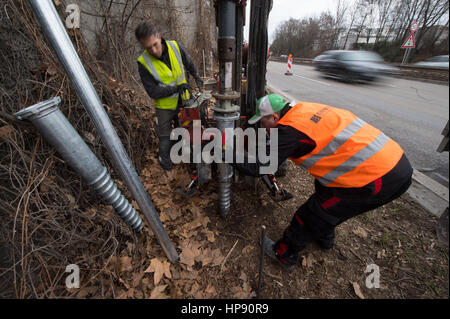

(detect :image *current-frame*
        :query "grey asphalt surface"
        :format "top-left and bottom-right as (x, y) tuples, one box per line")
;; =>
(267, 61), (449, 186)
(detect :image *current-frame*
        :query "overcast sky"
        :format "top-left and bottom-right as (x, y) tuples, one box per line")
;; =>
(244, 0), (357, 43)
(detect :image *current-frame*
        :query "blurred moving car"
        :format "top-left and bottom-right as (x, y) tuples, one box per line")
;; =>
(415, 55), (449, 69)
(313, 50), (397, 83)
(312, 50), (337, 70)
(280, 54), (288, 59)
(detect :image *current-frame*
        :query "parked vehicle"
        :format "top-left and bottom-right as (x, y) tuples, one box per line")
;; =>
(313, 50), (397, 83)
(415, 55), (449, 69)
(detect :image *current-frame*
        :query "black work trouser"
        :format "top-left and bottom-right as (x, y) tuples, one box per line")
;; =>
(282, 154), (413, 252)
(155, 106), (181, 168)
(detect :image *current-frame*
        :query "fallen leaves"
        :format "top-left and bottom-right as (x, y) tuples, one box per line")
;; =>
(179, 241), (202, 268)
(203, 230), (216, 243)
(39, 176), (55, 193)
(352, 282), (365, 299)
(111, 256), (133, 273)
(241, 245), (254, 255)
(178, 239), (224, 270)
(353, 226), (368, 239)
(239, 272), (248, 282)
(199, 248), (225, 267)
(195, 248), (214, 267)
(160, 208), (182, 222)
(0, 125), (14, 141)
(144, 258), (172, 285)
(185, 209), (210, 231)
(150, 285), (169, 299)
(75, 286), (98, 299)
(301, 253), (316, 268)
(231, 282), (256, 299)
(205, 284), (217, 297)
(377, 249), (387, 259)
(66, 193), (77, 208)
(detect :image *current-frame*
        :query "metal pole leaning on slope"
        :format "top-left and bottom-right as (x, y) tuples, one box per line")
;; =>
(256, 225), (266, 299)
(14, 97), (144, 232)
(27, 0), (179, 263)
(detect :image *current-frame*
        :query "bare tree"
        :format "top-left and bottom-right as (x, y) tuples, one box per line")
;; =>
(333, 0), (349, 48)
(354, 0), (374, 45)
(375, 0), (394, 43)
(270, 0), (449, 60)
(343, 1), (362, 49)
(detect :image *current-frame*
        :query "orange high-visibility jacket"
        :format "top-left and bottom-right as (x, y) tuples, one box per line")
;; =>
(277, 102), (404, 188)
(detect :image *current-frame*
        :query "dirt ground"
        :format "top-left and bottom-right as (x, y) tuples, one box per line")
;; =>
(68, 153), (449, 299)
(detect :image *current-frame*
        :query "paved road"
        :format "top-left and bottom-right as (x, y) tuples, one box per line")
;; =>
(267, 61), (449, 186)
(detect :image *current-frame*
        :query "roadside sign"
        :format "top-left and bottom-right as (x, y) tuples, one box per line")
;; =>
(411, 22), (419, 33)
(402, 33), (415, 48)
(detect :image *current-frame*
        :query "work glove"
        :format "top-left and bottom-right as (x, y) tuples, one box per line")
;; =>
(177, 83), (191, 102)
(177, 83), (190, 95)
(195, 77), (204, 90)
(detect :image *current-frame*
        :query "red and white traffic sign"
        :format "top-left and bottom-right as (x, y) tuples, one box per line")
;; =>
(411, 22), (419, 33)
(402, 33), (415, 48)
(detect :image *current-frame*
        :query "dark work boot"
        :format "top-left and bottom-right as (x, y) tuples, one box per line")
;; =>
(262, 236), (299, 270)
(275, 160), (288, 177)
(316, 229), (335, 250)
(158, 136), (173, 171)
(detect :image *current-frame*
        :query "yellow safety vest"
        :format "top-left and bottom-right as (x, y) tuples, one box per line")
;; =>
(138, 40), (190, 110)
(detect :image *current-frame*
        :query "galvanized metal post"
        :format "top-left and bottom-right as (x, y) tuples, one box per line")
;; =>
(213, 0), (241, 217)
(15, 97), (144, 232)
(27, 0), (179, 262)
(246, 0), (272, 116)
(256, 225), (266, 298)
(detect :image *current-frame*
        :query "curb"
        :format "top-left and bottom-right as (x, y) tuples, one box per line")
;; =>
(407, 169), (449, 218)
(266, 85), (296, 104)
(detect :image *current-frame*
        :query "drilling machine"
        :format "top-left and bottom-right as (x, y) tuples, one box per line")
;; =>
(177, 0), (292, 216)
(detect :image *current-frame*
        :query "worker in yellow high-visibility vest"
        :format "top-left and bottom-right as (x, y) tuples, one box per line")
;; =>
(135, 22), (203, 171)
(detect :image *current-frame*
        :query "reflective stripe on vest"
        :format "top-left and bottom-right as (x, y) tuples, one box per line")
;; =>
(277, 102), (404, 188)
(317, 132), (390, 186)
(301, 118), (367, 170)
(140, 52), (178, 100)
(166, 41), (186, 84)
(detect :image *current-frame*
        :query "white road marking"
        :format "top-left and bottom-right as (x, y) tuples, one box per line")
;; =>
(267, 84), (297, 103)
(292, 74), (332, 87)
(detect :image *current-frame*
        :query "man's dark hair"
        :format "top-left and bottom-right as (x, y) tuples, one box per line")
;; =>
(135, 22), (158, 41)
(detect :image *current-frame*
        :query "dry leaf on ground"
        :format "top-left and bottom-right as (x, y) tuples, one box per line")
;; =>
(231, 282), (256, 299)
(203, 230), (215, 243)
(241, 245), (254, 254)
(239, 272), (248, 282)
(166, 208), (182, 221)
(150, 285), (169, 299)
(112, 256), (133, 273)
(179, 241), (202, 268)
(195, 248), (214, 267)
(301, 254), (315, 268)
(352, 282), (365, 299)
(353, 226), (368, 239)
(144, 258), (172, 285)
(210, 248), (225, 267)
(205, 285), (217, 297)
(75, 286), (98, 299)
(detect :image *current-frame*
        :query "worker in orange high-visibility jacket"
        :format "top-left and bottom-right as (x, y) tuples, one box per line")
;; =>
(231, 94), (413, 269)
